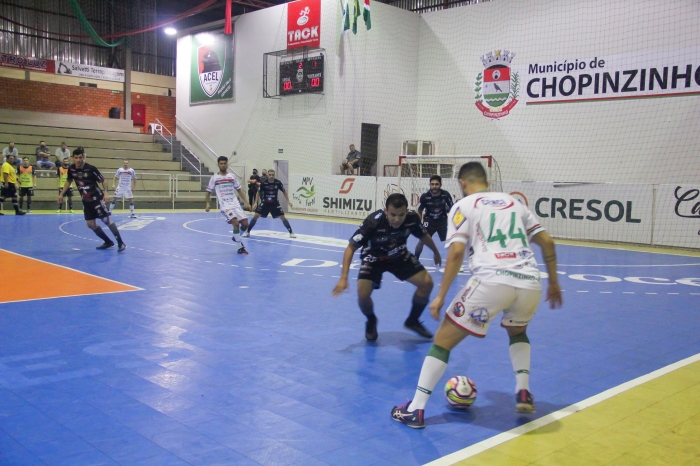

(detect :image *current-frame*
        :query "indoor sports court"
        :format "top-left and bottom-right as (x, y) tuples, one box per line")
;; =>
(1, 0), (700, 464)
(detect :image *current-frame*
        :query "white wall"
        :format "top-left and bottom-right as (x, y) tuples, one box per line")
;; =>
(176, 0), (700, 186)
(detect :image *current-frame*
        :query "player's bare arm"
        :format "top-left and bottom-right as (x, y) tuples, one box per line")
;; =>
(420, 233), (442, 267)
(101, 181), (110, 203)
(332, 243), (359, 296)
(205, 191), (212, 212)
(530, 231), (563, 309)
(429, 241), (466, 320)
(284, 191), (292, 209)
(237, 187), (251, 211)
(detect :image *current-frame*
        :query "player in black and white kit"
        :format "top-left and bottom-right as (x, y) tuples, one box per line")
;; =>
(415, 175), (454, 260)
(332, 193), (442, 341)
(59, 147), (126, 251)
(243, 169), (296, 238)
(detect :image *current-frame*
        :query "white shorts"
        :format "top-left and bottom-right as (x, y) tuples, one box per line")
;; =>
(446, 277), (542, 338)
(220, 204), (247, 222)
(113, 187), (133, 199)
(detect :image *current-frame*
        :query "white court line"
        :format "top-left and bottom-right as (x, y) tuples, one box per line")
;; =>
(0, 289), (140, 305)
(208, 239), (343, 253)
(424, 352), (700, 466)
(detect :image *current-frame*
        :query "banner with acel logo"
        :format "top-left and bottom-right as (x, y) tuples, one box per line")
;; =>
(190, 31), (234, 105)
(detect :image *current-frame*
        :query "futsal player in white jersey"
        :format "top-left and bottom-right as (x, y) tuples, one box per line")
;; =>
(205, 156), (251, 254)
(110, 160), (137, 217)
(392, 162), (562, 429)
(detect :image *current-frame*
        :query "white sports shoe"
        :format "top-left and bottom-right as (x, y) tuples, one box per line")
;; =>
(289, 233), (297, 238)
(242, 231), (250, 238)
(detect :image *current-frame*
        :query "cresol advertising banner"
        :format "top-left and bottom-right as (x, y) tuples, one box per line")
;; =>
(56, 61), (124, 82)
(289, 175), (375, 220)
(0, 53), (55, 73)
(474, 46), (700, 118)
(653, 184), (700, 249)
(287, 0), (321, 49)
(502, 182), (654, 244)
(190, 31), (234, 105)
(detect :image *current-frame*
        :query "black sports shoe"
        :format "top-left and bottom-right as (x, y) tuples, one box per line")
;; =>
(96, 242), (115, 250)
(391, 401), (425, 429)
(15, 211), (26, 215)
(118, 243), (127, 252)
(237, 246), (248, 255)
(516, 389), (535, 413)
(365, 317), (378, 341)
(404, 319), (433, 338)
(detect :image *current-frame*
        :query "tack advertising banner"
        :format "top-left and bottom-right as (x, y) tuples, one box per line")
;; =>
(56, 61), (124, 82)
(653, 184), (700, 249)
(502, 182), (654, 244)
(0, 53), (55, 73)
(289, 175), (375, 220)
(190, 31), (234, 105)
(287, 0), (321, 50)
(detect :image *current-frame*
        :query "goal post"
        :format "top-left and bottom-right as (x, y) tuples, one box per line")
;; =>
(398, 155), (502, 207)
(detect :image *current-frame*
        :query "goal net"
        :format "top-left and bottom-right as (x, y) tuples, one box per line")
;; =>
(399, 155), (502, 207)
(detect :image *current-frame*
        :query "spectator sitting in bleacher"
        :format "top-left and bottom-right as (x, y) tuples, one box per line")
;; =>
(35, 140), (55, 175)
(2, 142), (20, 168)
(55, 142), (70, 166)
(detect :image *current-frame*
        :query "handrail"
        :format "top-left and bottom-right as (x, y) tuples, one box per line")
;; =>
(180, 143), (202, 175)
(175, 116), (242, 180)
(153, 119), (173, 158)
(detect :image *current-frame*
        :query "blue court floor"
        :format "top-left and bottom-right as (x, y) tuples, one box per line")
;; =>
(1, 212), (699, 465)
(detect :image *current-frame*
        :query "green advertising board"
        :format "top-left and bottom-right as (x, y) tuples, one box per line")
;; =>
(190, 31), (234, 105)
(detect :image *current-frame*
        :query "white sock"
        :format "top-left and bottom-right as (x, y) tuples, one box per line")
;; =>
(109, 203), (115, 212)
(129, 203), (134, 214)
(509, 342), (531, 393)
(232, 232), (240, 243)
(408, 356), (447, 412)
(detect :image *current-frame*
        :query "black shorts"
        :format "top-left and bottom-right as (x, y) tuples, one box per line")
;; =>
(58, 188), (73, 197)
(358, 252), (426, 289)
(1, 185), (17, 199)
(256, 201), (284, 219)
(82, 198), (110, 221)
(19, 187), (34, 197)
(424, 220), (448, 242)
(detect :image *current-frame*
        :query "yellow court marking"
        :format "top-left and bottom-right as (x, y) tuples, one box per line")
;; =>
(0, 249), (142, 304)
(427, 355), (700, 466)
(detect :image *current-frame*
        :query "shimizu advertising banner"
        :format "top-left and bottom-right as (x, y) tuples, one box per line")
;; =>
(287, 0), (321, 50)
(190, 31), (234, 105)
(653, 185), (700, 249)
(502, 182), (654, 244)
(289, 175), (375, 220)
(56, 62), (124, 82)
(513, 46), (700, 106)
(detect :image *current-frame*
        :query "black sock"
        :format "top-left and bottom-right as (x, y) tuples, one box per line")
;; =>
(19, 198), (23, 209)
(359, 298), (376, 321)
(282, 219), (293, 233)
(27, 198), (31, 209)
(407, 293), (430, 323)
(248, 217), (258, 232)
(92, 227), (111, 243)
(68, 197), (73, 209)
(108, 223), (124, 245)
(12, 200), (19, 212)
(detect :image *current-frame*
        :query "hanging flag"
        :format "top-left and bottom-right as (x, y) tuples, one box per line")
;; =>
(342, 0), (350, 33)
(352, 0), (360, 34)
(363, 0), (371, 30)
(224, 0), (232, 34)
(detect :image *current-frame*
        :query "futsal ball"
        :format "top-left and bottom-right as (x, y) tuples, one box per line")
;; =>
(444, 376), (477, 408)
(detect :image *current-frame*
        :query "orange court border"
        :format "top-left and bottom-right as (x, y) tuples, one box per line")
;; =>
(0, 249), (142, 304)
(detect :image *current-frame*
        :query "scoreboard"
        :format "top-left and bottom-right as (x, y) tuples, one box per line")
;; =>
(279, 55), (324, 96)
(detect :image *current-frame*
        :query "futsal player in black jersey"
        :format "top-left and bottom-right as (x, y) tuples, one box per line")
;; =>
(415, 175), (454, 260)
(58, 148), (126, 251)
(243, 169), (296, 238)
(332, 193), (442, 341)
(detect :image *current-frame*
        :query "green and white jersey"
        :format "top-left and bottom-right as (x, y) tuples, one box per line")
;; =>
(446, 191), (544, 290)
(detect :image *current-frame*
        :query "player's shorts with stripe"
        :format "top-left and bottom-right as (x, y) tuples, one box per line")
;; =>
(113, 187), (133, 199)
(358, 252), (425, 289)
(446, 276), (541, 337)
(20, 187), (35, 197)
(57, 187), (73, 197)
(256, 201), (284, 219)
(82, 198), (110, 221)
(1, 185), (17, 199)
(220, 203), (247, 222)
